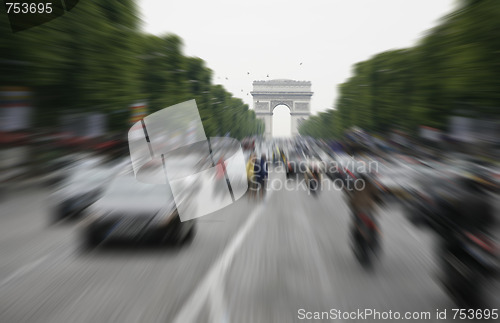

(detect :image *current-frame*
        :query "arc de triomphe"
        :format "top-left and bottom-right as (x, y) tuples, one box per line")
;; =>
(250, 79), (313, 138)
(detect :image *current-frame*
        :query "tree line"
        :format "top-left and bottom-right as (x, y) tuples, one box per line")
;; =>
(0, 0), (263, 139)
(300, 0), (500, 139)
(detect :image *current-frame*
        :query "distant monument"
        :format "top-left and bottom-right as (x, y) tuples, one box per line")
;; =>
(250, 79), (312, 137)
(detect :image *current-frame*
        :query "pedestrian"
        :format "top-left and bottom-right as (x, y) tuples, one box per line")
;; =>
(246, 153), (256, 197)
(254, 153), (268, 198)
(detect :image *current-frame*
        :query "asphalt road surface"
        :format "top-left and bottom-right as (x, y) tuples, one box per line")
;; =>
(0, 167), (499, 323)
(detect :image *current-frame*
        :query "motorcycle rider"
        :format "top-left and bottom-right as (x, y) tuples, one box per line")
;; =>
(432, 174), (494, 236)
(304, 159), (322, 194)
(345, 172), (383, 217)
(425, 172), (496, 308)
(254, 153), (268, 198)
(345, 171), (384, 265)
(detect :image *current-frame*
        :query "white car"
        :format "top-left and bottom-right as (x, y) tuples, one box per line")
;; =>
(81, 167), (196, 248)
(50, 159), (119, 222)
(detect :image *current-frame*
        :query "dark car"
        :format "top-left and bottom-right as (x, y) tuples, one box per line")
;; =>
(286, 150), (306, 178)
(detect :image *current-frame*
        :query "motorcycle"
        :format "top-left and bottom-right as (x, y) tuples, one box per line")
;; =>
(409, 190), (499, 308)
(404, 175), (499, 308)
(438, 226), (498, 308)
(304, 161), (323, 195)
(351, 211), (380, 268)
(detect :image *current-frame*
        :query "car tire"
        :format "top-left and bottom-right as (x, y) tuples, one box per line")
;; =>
(81, 228), (102, 251)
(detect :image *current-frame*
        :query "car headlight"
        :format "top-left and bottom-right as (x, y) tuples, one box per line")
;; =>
(155, 208), (179, 227)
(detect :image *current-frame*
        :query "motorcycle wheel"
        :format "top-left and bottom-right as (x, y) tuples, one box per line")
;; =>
(352, 229), (372, 268)
(309, 178), (319, 194)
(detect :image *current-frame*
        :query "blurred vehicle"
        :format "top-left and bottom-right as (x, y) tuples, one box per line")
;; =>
(408, 175), (499, 307)
(401, 187), (434, 227)
(41, 153), (104, 186)
(439, 225), (498, 308)
(351, 210), (380, 268)
(50, 157), (120, 222)
(403, 174), (456, 230)
(460, 162), (500, 193)
(374, 162), (418, 201)
(285, 149), (305, 178)
(303, 157), (323, 194)
(81, 169), (195, 248)
(346, 173), (383, 268)
(324, 154), (347, 184)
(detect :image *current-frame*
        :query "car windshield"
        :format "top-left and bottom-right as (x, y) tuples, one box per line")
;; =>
(104, 174), (172, 199)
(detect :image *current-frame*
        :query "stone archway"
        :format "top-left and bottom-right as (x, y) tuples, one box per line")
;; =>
(250, 79), (313, 138)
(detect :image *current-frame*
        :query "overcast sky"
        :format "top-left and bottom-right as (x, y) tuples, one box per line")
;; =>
(138, 0), (456, 136)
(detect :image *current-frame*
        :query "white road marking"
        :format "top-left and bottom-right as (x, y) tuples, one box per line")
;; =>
(209, 276), (230, 323)
(172, 192), (274, 323)
(0, 255), (50, 288)
(0, 234), (76, 288)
